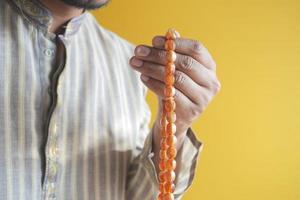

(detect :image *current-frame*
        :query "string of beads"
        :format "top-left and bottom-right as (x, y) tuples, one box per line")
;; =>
(157, 28), (180, 200)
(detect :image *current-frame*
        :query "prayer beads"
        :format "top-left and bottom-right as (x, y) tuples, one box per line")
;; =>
(157, 28), (180, 200)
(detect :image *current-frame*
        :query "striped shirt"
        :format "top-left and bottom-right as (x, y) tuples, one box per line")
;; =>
(0, 0), (203, 199)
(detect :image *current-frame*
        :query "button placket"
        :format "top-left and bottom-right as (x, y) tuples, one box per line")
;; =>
(56, 74), (64, 106)
(52, 123), (57, 135)
(44, 120), (60, 198)
(44, 72), (65, 198)
(43, 36), (67, 199)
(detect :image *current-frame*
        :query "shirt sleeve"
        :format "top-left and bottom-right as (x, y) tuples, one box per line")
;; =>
(125, 83), (204, 200)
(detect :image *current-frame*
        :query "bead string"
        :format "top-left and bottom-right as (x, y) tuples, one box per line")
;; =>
(157, 28), (180, 200)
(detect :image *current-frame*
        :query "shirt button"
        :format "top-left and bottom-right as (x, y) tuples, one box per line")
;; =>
(52, 123), (57, 134)
(49, 145), (58, 159)
(48, 162), (57, 180)
(44, 49), (54, 57)
(47, 182), (56, 193)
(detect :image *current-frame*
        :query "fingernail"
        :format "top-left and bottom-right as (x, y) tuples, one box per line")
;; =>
(131, 58), (143, 67)
(141, 74), (150, 82)
(153, 37), (165, 46)
(136, 46), (151, 57)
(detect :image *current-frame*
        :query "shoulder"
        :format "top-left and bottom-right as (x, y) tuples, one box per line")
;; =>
(80, 12), (147, 97)
(82, 12), (135, 59)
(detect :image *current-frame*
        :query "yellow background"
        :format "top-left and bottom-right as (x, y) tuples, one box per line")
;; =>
(91, 0), (300, 199)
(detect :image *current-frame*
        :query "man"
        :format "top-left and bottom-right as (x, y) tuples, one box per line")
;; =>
(0, 0), (221, 199)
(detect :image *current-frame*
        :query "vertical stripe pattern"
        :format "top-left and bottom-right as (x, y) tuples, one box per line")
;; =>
(0, 0), (203, 199)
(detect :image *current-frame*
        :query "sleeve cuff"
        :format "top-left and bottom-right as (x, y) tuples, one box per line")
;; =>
(139, 125), (160, 186)
(139, 126), (204, 193)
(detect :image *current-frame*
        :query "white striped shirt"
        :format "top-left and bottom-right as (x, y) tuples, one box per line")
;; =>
(0, 0), (203, 199)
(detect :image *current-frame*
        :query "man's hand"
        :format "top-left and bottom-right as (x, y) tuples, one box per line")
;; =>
(130, 36), (221, 138)
(129, 35), (221, 176)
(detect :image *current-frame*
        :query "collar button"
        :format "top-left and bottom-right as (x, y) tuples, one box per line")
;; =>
(44, 49), (55, 57)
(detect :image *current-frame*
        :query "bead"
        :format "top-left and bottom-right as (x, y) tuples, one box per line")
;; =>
(165, 63), (176, 75)
(166, 28), (180, 40)
(164, 181), (175, 193)
(164, 96), (174, 102)
(159, 183), (165, 193)
(166, 135), (177, 146)
(157, 193), (164, 200)
(160, 140), (168, 150)
(160, 116), (167, 128)
(164, 98), (176, 112)
(165, 40), (176, 51)
(159, 150), (168, 160)
(161, 128), (167, 138)
(166, 68), (175, 77)
(160, 115), (167, 137)
(159, 160), (166, 171)
(165, 75), (175, 86)
(167, 147), (177, 159)
(166, 112), (176, 123)
(164, 86), (175, 97)
(165, 170), (176, 182)
(160, 137), (168, 147)
(163, 193), (175, 200)
(166, 160), (176, 170)
(158, 28), (180, 199)
(166, 123), (176, 134)
(166, 50), (177, 62)
(160, 129), (168, 138)
(159, 171), (168, 182)
(164, 96), (175, 102)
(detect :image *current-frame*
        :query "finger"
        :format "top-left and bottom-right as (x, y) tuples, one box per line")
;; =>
(152, 36), (216, 71)
(140, 74), (208, 124)
(133, 47), (217, 89)
(130, 57), (206, 105)
(140, 74), (192, 107)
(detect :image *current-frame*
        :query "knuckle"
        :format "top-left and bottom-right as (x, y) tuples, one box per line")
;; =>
(189, 106), (202, 120)
(152, 36), (160, 46)
(199, 104), (206, 113)
(191, 40), (203, 54)
(174, 71), (186, 85)
(210, 79), (221, 94)
(157, 50), (166, 60)
(199, 93), (210, 106)
(181, 56), (194, 71)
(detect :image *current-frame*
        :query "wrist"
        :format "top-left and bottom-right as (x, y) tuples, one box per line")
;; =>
(152, 119), (187, 152)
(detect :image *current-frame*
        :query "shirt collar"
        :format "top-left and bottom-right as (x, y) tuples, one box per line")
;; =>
(9, 0), (87, 37)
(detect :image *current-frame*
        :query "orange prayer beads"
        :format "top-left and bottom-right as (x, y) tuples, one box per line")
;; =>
(157, 28), (180, 200)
